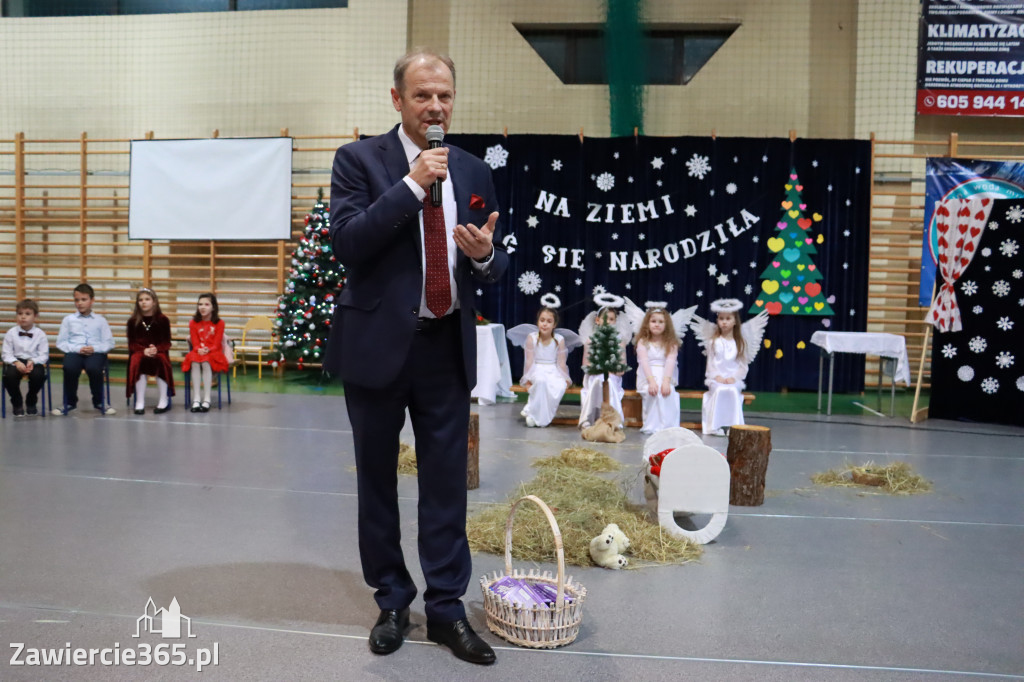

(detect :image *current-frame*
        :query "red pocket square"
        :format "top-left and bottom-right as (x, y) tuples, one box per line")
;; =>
(469, 194), (486, 210)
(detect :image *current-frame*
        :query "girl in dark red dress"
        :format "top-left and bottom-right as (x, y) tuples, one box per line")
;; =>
(181, 293), (228, 412)
(126, 288), (174, 414)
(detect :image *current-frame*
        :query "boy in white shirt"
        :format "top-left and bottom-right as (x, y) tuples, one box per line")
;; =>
(2, 299), (49, 417)
(55, 283), (116, 415)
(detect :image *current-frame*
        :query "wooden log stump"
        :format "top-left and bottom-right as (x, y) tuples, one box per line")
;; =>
(467, 412), (480, 490)
(621, 392), (642, 428)
(725, 424), (772, 506)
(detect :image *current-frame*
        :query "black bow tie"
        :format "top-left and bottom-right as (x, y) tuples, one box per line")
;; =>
(18, 331), (33, 337)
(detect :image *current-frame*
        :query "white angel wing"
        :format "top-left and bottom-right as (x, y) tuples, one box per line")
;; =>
(555, 328), (583, 351)
(622, 297), (646, 341)
(739, 308), (770, 364)
(670, 305), (698, 341)
(688, 314), (718, 353)
(577, 311), (598, 341)
(613, 315), (633, 344)
(505, 324), (538, 348)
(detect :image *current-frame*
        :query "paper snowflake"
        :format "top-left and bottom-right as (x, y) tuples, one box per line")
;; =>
(1013, 269), (1023, 279)
(707, 264), (718, 276)
(982, 247), (992, 257)
(957, 365), (975, 382)
(1018, 376), (1024, 392)
(596, 172), (615, 192)
(575, 278), (582, 286)
(981, 377), (999, 394)
(1000, 239), (1019, 257)
(717, 274), (730, 286)
(696, 290), (704, 297)
(650, 156), (664, 170)
(483, 144), (509, 170)
(664, 282), (675, 293)
(518, 271), (542, 295)
(625, 283), (632, 289)
(745, 284), (753, 295)
(941, 344), (957, 359)
(554, 285), (562, 292)
(726, 182), (737, 195)
(997, 316), (1014, 331)
(988, 221), (999, 230)
(993, 280), (1011, 297)
(1006, 205), (1024, 223)
(592, 284), (607, 296)
(996, 351), (1015, 369)
(476, 288), (483, 296)
(969, 336), (987, 353)
(684, 205), (697, 217)
(972, 305), (983, 314)
(686, 153), (711, 180)
(610, 233), (619, 240)
(551, 159), (563, 171)
(960, 280), (978, 296)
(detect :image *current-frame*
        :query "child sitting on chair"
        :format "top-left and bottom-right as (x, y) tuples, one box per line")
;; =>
(182, 293), (229, 413)
(126, 288), (174, 415)
(634, 305), (681, 435)
(55, 283), (116, 415)
(690, 299), (768, 436)
(2, 299), (48, 417)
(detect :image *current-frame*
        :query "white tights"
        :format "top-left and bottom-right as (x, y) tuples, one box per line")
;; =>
(190, 363), (212, 403)
(134, 375), (169, 410)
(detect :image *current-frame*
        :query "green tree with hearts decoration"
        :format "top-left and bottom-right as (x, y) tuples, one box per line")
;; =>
(750, 170), (834, 317)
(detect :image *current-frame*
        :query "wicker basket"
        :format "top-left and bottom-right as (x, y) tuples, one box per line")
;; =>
(479, 494), (587, 648)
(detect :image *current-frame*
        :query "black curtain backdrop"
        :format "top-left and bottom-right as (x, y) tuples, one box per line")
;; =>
(447, 134), (871, 392)
(929, 198), (1024, 426)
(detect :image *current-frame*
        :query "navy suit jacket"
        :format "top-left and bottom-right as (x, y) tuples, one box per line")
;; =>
(323, 125), (509, 389)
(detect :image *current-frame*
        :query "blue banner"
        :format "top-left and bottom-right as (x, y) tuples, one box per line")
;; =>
(449, 134), (872, 393)
(921, 158), (1024, 306)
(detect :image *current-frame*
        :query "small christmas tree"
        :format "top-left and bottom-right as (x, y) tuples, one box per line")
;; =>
(582, 319), (628, 442)
(274, 189), (345, 369)
(750, 169), (834, 317)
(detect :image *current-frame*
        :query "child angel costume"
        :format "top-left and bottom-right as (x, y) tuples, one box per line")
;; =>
(577, 308), (633, 428)
(690, 304), (769, 435)
(622, 298), (697, 434)
(507, 324), (581, 427)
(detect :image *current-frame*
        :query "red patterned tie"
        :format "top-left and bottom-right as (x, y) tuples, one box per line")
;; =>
(422, 196), (451, 317)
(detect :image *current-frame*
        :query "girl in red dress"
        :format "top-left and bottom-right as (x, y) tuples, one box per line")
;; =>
(181, 293), (228, 412)
(126, 288), (174, 414)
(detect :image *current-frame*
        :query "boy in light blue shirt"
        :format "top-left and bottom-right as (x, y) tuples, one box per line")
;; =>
(55, 283), (116, 415)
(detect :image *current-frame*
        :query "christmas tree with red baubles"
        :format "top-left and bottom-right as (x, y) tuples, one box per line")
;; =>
(750, 170), (834, 316)
(274, 188), (346, 369)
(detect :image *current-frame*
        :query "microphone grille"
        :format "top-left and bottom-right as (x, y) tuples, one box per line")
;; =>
(425, 125), (445, 143)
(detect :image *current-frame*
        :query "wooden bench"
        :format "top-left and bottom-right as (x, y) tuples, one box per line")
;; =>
(510, 385), (755, 429)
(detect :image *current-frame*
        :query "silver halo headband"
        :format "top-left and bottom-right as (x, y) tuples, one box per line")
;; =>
(137, 287), (157, 298)
(539, 292), (561, 309)
(644, 300), (668, 311)
(710, 298), (743, 314)
(593, 292), (624, 309)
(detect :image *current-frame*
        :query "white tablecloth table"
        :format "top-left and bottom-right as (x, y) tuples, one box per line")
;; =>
(810, 331), (911, 417)
(471, 323), (514, 405)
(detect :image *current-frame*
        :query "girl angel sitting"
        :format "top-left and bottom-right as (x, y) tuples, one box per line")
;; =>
(690, 299), (769, 436)
(506, 293), (581, 427)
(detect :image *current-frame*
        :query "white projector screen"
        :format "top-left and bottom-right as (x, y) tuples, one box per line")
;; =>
(129, 138), (292, 240)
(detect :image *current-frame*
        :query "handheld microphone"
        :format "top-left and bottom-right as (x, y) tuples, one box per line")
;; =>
(426, 125), (444, 207)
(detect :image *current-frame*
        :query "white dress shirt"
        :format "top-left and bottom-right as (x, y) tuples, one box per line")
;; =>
(397, 125), (492, 318)
(2, 325), (49, 364)
(56, 311), (115, 354)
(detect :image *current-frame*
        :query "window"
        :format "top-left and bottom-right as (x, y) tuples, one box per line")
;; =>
(2, 0), (345, 16)
(516, 26), (736, 85)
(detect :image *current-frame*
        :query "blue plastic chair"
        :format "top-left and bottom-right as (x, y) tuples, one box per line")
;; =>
(1, 361), (53, 418)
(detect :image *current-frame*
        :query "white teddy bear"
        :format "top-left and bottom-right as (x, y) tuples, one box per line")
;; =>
(588, 522), (630, 570)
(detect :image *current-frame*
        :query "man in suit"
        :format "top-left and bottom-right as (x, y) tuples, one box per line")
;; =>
(324, 49), (508, 665)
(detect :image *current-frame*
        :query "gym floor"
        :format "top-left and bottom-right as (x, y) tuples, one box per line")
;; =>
(1, 382), (1021, 680)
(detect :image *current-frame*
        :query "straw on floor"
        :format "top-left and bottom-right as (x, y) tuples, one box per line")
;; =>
(811, 460), (932, 495)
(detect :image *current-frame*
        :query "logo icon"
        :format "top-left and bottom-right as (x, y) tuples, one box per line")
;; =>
(134, 597), (196, 639)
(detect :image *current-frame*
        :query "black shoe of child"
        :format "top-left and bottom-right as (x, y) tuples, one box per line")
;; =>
(153, 404), (171, 414)
(190, 401), (201, 413)
(13, 406), (25, 417)
(26, 405), (38, 416)
(134, 408), (145, 415)
(200, 401), (211, 413)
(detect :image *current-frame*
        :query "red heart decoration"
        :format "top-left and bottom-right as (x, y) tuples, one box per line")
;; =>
(798, 218), (812, 230)
(958, 224), (968, 234)
(795, 185), (803, 191)
(970, 226), (981, 237)
(965, 242), (975, 252)
(960, 257), (970, 266)
(805, 283), (822, 297)
(955, 238), (964, 249)
(766, 301), (783, 315)
(936, 204), (950, 217)
(939, 254), (948, 264)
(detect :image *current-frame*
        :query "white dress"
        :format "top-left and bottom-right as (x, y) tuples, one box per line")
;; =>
(636, 341), (680, 434)
(521, 332), (570, 427)
(578, 338), (626, 427)
(702, 337), (747, 434)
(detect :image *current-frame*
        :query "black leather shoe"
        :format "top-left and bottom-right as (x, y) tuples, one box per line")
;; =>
(369, 608), (409, 655)
(153, 404), (171, 414)
(426, 618), (495, 665)
(133, 408), (145, 415)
